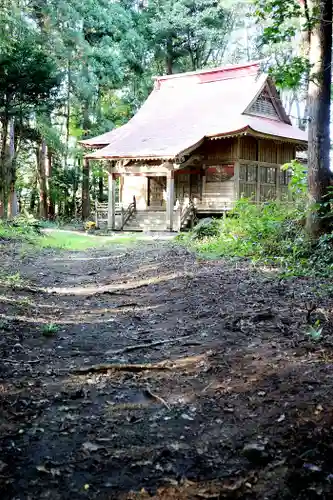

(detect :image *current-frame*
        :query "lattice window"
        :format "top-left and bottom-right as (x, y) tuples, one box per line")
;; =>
(240, 164), (257, 182)
(280, 169), (292, 186)
(248, 88), (280, 120)
(260, 167), (277, 184)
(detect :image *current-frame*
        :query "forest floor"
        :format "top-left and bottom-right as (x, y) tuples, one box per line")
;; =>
(1, 234), (333, 499)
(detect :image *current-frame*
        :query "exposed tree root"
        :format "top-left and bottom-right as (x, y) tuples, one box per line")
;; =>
(144, 386), (171, 410)
(72, 362), (173, 375)
(106, 334), (194, 355)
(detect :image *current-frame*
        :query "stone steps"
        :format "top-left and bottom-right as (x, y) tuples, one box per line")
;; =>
(122, 210), (168, 231)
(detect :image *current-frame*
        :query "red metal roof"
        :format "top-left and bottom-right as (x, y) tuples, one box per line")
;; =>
(86, 61), (307, 160)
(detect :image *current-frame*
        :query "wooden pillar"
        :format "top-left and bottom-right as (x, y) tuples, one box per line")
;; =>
(166, 170), (175, 231)
(107, 163), (115, 230)
(202, 166), (206, 198)
(256, 140), (261, 204)
(119, 175), (124, 204)
(276, 144), (281, 201)
(234, 137), (240, 203)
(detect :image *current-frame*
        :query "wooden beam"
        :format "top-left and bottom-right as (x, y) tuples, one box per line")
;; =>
(166, 170), (175, 231)
(256, 141), (261, 204)
(107, 163), (116, 230)
(112, 162), (174, 175)
(178, 154), (204, 169)
(239, 159), (282, 168)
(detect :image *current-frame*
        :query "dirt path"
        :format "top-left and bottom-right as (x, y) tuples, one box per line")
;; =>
(1, 238), (333, 499)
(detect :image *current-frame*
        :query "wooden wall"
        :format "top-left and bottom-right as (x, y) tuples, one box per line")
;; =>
(237, 138), (296, 202)
(238, 136), (295, 164)
(196, 138), (237, 164)
(119, 136), (298, 211)
(175, 170), (201, 204)
(201, 179), (234, 209)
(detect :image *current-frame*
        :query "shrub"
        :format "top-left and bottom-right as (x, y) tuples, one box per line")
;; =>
(180, 197), (317, 275)
(191, 217), (221, 240)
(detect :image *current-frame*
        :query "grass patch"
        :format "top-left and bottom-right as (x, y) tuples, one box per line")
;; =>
(39, 230), (139, 250)
(0, 219), (141, 251)
(41, 323), (59, 337)
(2, 272), (23, 287)
(39, 231), (112, 250)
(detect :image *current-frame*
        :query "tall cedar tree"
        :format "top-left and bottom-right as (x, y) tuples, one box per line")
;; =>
(255, 0), (332, 238)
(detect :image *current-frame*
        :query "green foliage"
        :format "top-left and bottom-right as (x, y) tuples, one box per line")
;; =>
(0, 215), (40, 242)
(184, 198), (304, 260)
(255, 0), (301, 44)
(2, 272), (22, 287)
(181, 189), (333, 277)
(306, 320), (323, 341)
(191, 218), (221, 240)
(254, 0), (312, 91)
(282, 160), (307, 196)
(144, 0), (235, 73)
(0, 27), (60, 118)
(42, 323), (59, 337)
(269, 57), (310, 90)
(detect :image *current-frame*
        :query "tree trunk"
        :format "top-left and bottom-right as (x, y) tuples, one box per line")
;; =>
(38, 140), (48, 219)
(7, 118), (18, 218)
(72, 163), (78, 219)
(306, 0), (332, 237)
(81, 100), (90, 220)
(64, 60), (71, 171)
(82, 158), (90, 220)
(0, 116), (9, 218)
(166, 38), (173, 74)
(30, 176), (38, 214)
(47, 149), (55, 219)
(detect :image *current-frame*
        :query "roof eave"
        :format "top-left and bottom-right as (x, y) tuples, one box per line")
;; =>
(208, 127), (308, 146)
(84, 138), (205, 163)
(79, 143), (108, 149)
(84, 153), (177, 161)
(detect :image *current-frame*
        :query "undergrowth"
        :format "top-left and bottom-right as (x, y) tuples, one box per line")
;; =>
(179, 161), (333, 276)
(180, 199), (333, 277)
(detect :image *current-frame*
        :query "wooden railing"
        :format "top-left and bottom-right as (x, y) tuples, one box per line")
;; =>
(120, 196), (136, 230)
(94, 197), (137, 229)
(94, 201), (122, 227)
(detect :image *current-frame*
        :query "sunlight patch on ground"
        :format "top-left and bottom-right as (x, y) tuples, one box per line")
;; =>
(51, 253), (128, 262)
(0, 305), (161, 325)
(46, 272), (183, 295)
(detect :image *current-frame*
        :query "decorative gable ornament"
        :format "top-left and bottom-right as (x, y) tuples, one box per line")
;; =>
(248, 87), (280, 120)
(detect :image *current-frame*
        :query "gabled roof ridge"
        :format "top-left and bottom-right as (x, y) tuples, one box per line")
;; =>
(154, 60), (264, 83)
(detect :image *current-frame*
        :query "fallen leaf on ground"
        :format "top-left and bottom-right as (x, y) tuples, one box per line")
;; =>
(36, 465), (61, 477)
(82, 441), (101, 452)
